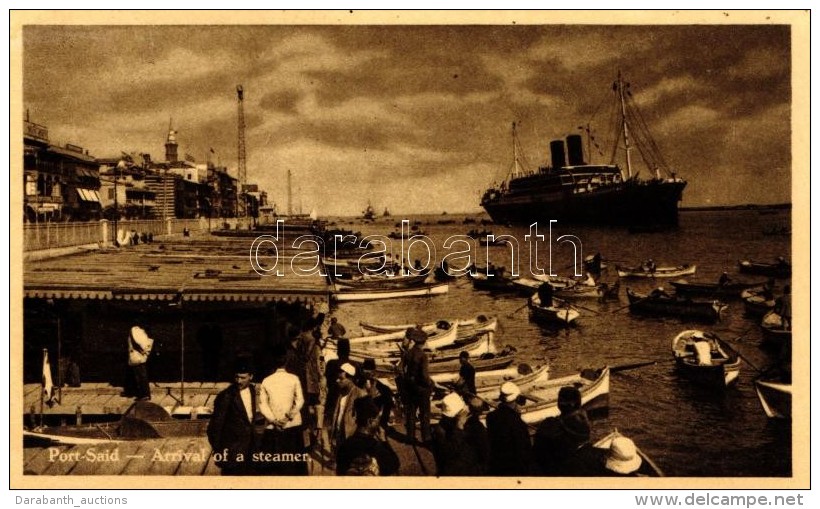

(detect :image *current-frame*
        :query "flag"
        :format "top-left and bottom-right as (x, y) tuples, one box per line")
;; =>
(42, 348), (57, 407)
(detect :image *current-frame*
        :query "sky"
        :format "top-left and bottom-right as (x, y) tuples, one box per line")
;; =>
(21, 21), (794, 216)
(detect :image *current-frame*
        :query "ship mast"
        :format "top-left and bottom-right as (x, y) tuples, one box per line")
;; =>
(616, 71), (634, 179)
(509, 121), (529, 179)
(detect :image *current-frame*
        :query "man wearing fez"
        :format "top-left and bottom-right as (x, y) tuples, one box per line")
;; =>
(330, 363), (367, 453)
(207, 355), (260, 475)
(335, 396), (400, 476)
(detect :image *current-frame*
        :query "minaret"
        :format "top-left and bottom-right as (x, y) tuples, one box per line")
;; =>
(165, 119), (178, 163)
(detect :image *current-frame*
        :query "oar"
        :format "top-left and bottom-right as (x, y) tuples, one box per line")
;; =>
(734, 348), (765, 374)
(506, 301), (530, 318)
(610, 360), (657, 373)
(563, 300), (600, 315)
(610, 291), (654, 313)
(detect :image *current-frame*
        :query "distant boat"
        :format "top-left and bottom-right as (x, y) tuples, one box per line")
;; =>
(362, 202), (376, 221)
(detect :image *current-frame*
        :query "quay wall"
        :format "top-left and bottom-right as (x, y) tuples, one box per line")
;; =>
(23, 217), (253, 255)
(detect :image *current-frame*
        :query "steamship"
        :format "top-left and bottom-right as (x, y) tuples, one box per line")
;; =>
(480, 73), (687, 228)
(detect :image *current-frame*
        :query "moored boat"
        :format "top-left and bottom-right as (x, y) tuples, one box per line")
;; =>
(670, 330), (741, 387)
(346, 321), (460, 350)
(528, 294), (581, 326)
(616, 263), (696, 278)
(333, 271), (429, 289)
(468, 271), (519, 293)
(332, 281), (449, 302)
(760, 310), (792, 351)
(669, 279), (766, 299)
(741, 288), (776, 317)
(754, 378), (792, 419)
(627, 288), (727, 323)
(360, 314), (497, 339)
(738, 258), (791, 278)
(491, 366), (610, 425)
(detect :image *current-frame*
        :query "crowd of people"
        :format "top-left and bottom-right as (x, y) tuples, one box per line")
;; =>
(203, 314), (644, 477)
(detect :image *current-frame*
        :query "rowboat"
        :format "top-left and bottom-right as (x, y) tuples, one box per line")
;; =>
(360, 314), (497, 339)
(325, 331), (498, 365)
(671, 330), (741, 387)
(528, 294), (581, 325)
(381, 363), (550, 398)
(738, 259), (791, 278)
(627, 289), (727, 323)
(468, 272), (520, 293)
(23, 401), (210, 447)
(464, 366), (611, 425)
(669, 279), (766, 299)
(592, 431), (665, 477)
(760, 311), (792, 351)
(741, 288), (775, 317)
(616, 264), (696, 278)
(754, 377), (792, 419)
(553, 280), (620, 300)
(332, 282), (449, 302)
(333, 272), (430, 289)
(346, 321), (460, 350)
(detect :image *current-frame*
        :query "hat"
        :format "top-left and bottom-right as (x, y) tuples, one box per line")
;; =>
(691, 331), (705, 340)
(605, 436), (643, 474)
(130, 326), (149, 342)
(498, 381), (521, 403)
(362, 358), (377, 372)
(468, 397), (485, 413)
(233, 355), (253, 374)
(340, 363), (356, 377)
(440, 392), (466, 418)
(558, 386), (582, 413)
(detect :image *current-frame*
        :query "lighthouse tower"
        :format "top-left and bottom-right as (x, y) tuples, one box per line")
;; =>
(165, 121), (178, 163)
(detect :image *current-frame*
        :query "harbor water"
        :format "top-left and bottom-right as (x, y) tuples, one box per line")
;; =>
(327, 208), (793, 477)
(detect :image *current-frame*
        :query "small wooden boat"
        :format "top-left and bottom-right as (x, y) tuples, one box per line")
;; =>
(616, 263), (696, 278)
(468, 271), (519, 293)
(760, 311), (792, 350)
(754, 377), (792, 419)
(669, 279), (766, 299)
(591, 430), (665, 477)
(738, 259), (791, 278)
(741, 288), (776, 317)
(465, 366), (611, 425)
(346, 322), (461, 350)
(627, 289), (727, 323)
(425, 350), (516, 375)
(528, 294), (581, 326)
(382, 363), (550, 398)
(327, 330), (498, 365)
(332, 281), (448, 302)
(23, 401), (210, 447)
(360, 315), (497, 340)
(671, 330), (741, 387)
(554, 280), (620, 300)
(333, 271), (429, 289)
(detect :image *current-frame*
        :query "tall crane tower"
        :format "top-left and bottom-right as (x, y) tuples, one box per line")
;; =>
(236, 85), (247, 216)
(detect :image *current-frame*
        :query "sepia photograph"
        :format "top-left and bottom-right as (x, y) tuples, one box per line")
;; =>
(10, 10), (809, 490)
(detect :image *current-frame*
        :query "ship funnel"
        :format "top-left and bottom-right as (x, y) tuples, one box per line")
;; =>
(566, 134), (584, 166)
(550, 140), (566, 170)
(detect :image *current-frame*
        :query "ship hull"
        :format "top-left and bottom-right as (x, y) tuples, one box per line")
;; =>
(482, 180), (686, 227)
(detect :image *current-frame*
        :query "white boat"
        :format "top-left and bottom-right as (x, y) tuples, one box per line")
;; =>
(754, 378), (792, 419)
(332, 282), (449, 302)
(344, 322), (460, 350)
(616, 264), (697, 278)
(360, 315), (497, 340)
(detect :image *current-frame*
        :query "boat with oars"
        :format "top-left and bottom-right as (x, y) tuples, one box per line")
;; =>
(627, 288), (728, 323)
(670, 330), (741, 387)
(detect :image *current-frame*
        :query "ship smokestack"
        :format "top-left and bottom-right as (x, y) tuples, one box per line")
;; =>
(566, 134), (584, 166)
(550, 140), (566, 170)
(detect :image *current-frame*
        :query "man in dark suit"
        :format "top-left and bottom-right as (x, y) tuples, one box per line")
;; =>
(403, 326), (433, 444)
(207, 355), (260, 475)
(486, 382), (538, 476)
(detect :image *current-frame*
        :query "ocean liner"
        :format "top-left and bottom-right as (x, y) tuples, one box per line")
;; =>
(481, 73), (686, 228)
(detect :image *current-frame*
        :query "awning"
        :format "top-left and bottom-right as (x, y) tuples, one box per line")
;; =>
(77, 168), (97, 178)
(76, 188), (101, 203)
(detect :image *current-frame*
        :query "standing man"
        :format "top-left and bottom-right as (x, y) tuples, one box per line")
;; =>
(404, 325), (433, 444)
(532, 385), (592, 475)
(126, 325), (154, 401)
(335, 397), (400, 476)
(455, 351), (477, 396)
(207, 355), (259, 475)
(360, 358), (395, 430)
(257, 354), (307, 475)
(431, 392), (482, 476)
(486, 382), (537, 476)
(330, 363), (367, 453)
(328, 317), (347, 340)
